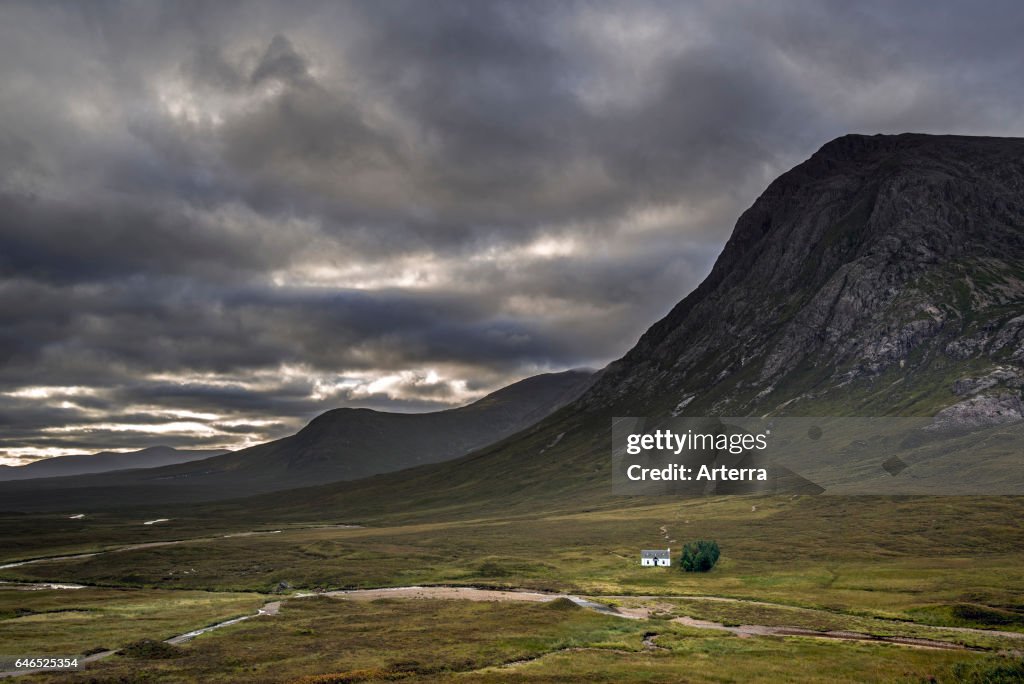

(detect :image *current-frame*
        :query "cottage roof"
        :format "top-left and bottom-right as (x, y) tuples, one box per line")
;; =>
(641, 549), (671, 559)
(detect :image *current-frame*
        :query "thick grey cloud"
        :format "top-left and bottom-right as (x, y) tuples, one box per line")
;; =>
(1, 0), (1023, 461)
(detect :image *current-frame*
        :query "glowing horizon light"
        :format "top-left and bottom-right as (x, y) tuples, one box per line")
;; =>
(215, 418), (281, 428)
(267, 256), (444, 291)
(2, 365), (509, 468)
(4, 386), (98, 399)
(0, 446), (95, 465)
(525, 235), (580, 258)
(135, 408), (223, 422)
(41, 421), (222, 436)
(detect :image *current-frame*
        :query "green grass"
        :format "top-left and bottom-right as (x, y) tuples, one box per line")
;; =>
(610, 597), (1024, 651)
(5, 496), (1024, 623)
(910, 603), (1024, 629)
(455, 636), (992, 683)
(4, 456), (1024, 681)
(19, 596), (994, 683)
(24, 597), (652, 682)
(1, 495), (1022, 681)
(0, 511), (276, 563)
(0, 586), (267, 656)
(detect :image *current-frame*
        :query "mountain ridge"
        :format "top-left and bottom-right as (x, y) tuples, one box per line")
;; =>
(0, 369), (595, 508)
(0, 446), (226, 481)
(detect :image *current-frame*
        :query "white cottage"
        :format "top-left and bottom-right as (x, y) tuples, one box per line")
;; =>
(640, 548), (671, 567)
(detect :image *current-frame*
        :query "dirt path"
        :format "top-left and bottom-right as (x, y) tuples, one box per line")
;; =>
(318, 586), (1016, 651)
(320, 586), (623, 616)
(320, 586), (560, 602)
(665, 615), (983, 651)
(603, 594), (1024, 642)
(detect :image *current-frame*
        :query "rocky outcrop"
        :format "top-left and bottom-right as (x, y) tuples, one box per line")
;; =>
(578, 134), (1024, 417)
(952, 367), (1023, 396)
(929, 393), (1024, 431)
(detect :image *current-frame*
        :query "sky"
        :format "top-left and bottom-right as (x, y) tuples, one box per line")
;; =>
(2, 1), (1024, 464)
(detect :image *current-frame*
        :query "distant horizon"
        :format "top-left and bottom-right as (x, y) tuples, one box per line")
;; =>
(0, 444), (228, 464)
(2, 366), (599, 465)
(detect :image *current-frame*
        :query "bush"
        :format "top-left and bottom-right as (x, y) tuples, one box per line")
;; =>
(679, 540), (720, 572)
(117, 639), (181, 659)
(950, 656), (1024, 683)
(543, 597), (582, 611)
(476, 561), (511, 577)
(951, 603), (1023, 626)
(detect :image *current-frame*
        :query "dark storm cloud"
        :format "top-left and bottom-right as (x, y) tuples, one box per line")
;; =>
(1, 0), (1023, 460)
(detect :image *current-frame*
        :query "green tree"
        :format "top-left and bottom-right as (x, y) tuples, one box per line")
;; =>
(679, 540), (720, 572)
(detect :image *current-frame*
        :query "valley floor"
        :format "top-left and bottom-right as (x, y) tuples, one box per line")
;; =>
(2, 495), (1024, 682)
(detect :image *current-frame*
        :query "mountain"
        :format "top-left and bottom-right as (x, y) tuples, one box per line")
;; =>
(222, 133), (1024, 522)
(582, 133), (1024, 422)
(0, 369), (595, 509)
(0, 446), (226, 481)
(137, 367), (596, 487)
(6, 133), (1024, 515)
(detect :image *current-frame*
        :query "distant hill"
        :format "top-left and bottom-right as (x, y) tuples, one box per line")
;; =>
(0, 446), (226, 481)
(0, 369), (595, 508)
(136, 368), (596, 488)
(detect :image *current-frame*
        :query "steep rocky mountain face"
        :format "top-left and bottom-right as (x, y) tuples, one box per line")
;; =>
(582, 134), (1024, 423)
